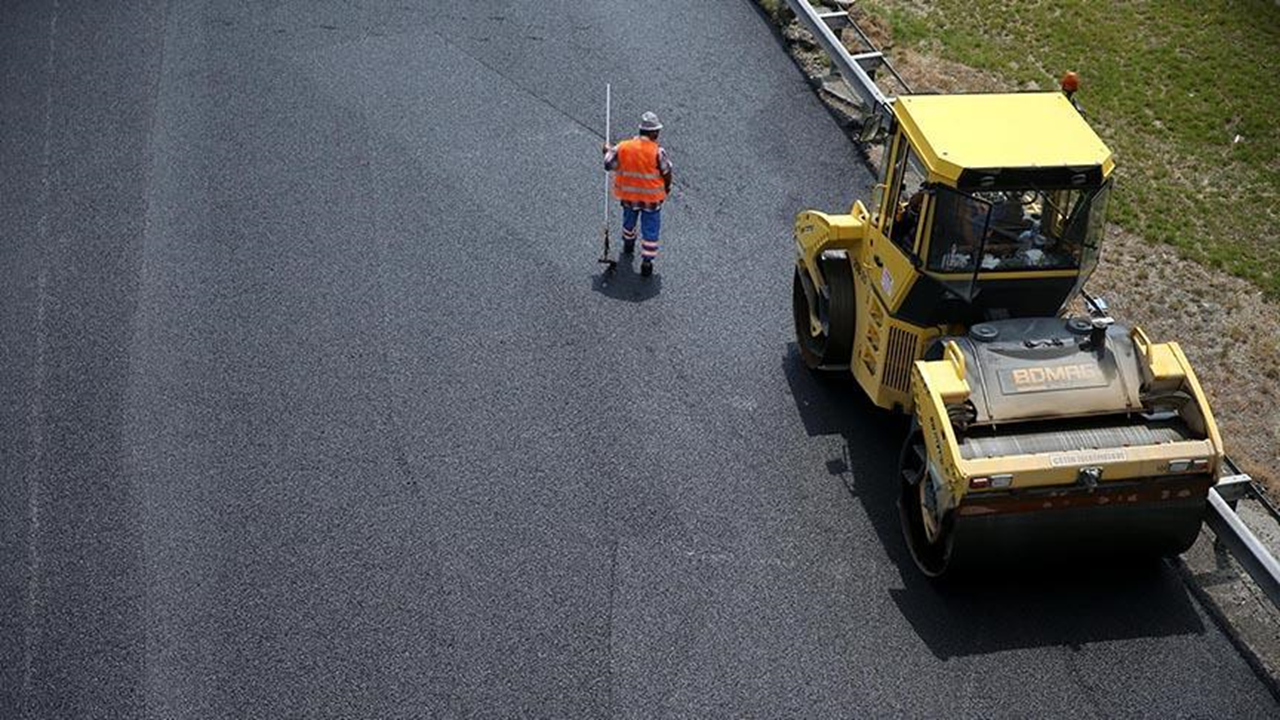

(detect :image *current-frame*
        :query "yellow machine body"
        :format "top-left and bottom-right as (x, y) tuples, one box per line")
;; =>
(790, 91), (1226, 575)
(911, 336), (1224, 504)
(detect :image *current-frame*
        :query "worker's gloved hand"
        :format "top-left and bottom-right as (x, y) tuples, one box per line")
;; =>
(602, 142), (612, 154)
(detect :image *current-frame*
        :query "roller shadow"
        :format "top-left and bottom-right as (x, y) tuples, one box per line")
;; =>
(591, 253), (662, 302)
(782, 344), (1206, 660)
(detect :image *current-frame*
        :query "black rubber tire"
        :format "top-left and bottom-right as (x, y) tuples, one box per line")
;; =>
(792, 261), (854, 370)
(898, 427), (956, 579)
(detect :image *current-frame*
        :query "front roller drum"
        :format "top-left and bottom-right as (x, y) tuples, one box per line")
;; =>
(792, 260), (854, 371)
(898, 430), (956, 578)
(898, 429), (1211, 578)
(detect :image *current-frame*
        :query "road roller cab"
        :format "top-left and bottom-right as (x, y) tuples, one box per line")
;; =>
(887, 94), (1115, 314)
(794, 92), (1117, 410)
(790, 91), (1225, 577)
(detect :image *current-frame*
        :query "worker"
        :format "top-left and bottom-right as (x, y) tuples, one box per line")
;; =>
(603, 111), (673, 277)
(939, 197), (988, 272)
(892, 185), (925, 248)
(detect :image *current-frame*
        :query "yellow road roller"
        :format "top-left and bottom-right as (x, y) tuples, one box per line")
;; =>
(786, 2), (1224, 577)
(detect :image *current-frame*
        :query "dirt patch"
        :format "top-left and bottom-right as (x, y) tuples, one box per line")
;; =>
(760, 2), (1280, 497)
(888, 47), (1006, 94)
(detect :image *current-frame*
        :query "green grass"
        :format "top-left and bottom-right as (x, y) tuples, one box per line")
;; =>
(862, 0), (1280, 297)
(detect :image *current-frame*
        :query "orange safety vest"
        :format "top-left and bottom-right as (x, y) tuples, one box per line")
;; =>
(612, 137), (667, 204)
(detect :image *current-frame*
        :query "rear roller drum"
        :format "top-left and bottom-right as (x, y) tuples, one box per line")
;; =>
(792, 260), (854, 370)
(898, 429), (957, 578)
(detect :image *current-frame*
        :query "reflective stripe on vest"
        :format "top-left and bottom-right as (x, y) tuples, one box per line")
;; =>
(612, 137), (667, 204)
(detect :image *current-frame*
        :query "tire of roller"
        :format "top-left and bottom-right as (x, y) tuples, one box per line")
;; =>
(898, 426), (957, 579)
(792, 260), (854, 371)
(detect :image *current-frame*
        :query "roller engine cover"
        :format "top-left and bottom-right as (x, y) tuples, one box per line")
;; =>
(945, 317), (1145, 425)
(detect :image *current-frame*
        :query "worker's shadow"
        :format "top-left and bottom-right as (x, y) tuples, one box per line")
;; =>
(781, 344), (1206, 660)
(590, 254), (662, 302)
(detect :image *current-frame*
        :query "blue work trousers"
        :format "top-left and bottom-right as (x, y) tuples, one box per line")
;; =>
(621, 205), (661, 260)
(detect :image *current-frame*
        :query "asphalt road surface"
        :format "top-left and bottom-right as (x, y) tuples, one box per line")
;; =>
(2, 1), (1277, 717)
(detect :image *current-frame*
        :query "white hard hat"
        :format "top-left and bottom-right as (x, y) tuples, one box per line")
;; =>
(639, 111), (663, 132)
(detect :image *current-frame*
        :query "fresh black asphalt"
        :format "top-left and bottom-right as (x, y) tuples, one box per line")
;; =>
(1, 1), (1276, 717)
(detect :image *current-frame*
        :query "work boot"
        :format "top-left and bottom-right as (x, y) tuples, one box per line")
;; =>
(623, 238), (635, 254)
(640, 259), (653, 277)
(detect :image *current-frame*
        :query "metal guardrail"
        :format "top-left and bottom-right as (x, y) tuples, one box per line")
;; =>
(781, 0), (1280, 609)
(1207, 461), (1280, 607)
(783, 0), (905, 139)
(784, 0), (892, 109)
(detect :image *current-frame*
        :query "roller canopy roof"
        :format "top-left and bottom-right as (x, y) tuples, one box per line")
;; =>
(894, 93), (1115, 189)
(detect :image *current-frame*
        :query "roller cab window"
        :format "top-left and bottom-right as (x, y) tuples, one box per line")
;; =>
(883, 139), (927, 254)
(926, 183), (1112, 274)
